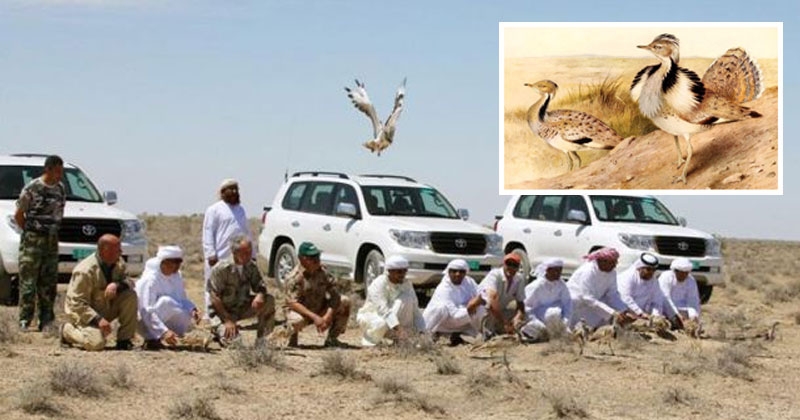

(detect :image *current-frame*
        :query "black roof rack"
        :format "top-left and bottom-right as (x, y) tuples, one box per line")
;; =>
(10, 153), (51, 158)
(358, 174), (417, 183)
(291, 171), (349, 179)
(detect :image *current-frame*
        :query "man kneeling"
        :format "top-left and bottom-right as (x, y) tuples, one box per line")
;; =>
(423, 259), (485, 345)
(208, 236), (275, 347)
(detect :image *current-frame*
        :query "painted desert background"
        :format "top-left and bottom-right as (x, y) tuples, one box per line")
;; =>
(1, 215), (800, 419)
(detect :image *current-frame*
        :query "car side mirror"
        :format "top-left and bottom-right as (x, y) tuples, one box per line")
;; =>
(566, 209), (588, 224)
(336, 202), (358, 218)
(104, 190), (117, 206)
(678, 216), (687, 227)
(457, 208), (469, 221)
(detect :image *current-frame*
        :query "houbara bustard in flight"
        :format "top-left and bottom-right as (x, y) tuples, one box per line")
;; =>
(524, 79), (623, 172)
(345, 78), (406, 156)
(631, 33), (763, 184)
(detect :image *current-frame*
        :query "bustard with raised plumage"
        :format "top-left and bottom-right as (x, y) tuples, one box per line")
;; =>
(345, 78), (406, 156)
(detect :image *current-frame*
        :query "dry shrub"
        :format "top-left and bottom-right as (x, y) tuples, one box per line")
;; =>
(109, 363), (134, 389)
(543, 391), (589, 418)
(228, 343), (285, 371)
(616, 328), (647, 352)
(393, 333), (438, 358)
(714, 309), (750, 339)
(49, 361), (106, 397)
(465, 369), (500, 396)
(214, 376), (244, 395)
(793, 311), (800, 325)
(728, 272), (762, 291)
(169, 396), (223, 420)
(372, 377), (446, 415)
(664, 349), (709, 377)
(0, 309), (18, 345)
(433, 354), (461, 375)
(16, 381), (63, 417)
(715, 343), (757, 381)
(763, 285), (793, 304)
(663, 387), (694, 405)
(539, 337), (577, 357)
(319, 351), (370, 380)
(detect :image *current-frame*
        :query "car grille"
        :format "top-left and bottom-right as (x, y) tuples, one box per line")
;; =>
(59, 218), (122, 244)
(655, 236), (706, 257)
(430, 232), (486, 255)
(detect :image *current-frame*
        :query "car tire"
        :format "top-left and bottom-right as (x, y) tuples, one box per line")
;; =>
(697, 283), (713, 304)
(273, 243), (297, 289)
(362, 249), (384, 291)
(511, 248), (532, 282)
(0, 266), (17, 306)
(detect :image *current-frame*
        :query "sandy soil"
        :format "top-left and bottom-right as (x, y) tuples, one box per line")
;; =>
(1, 216), (799, 420)
(503, 57), (779, 190)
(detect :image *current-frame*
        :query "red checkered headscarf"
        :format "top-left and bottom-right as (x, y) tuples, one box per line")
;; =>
(584, 247), (619, 261)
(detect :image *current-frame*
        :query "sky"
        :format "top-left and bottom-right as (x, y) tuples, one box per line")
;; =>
(0, 0), (797, 241)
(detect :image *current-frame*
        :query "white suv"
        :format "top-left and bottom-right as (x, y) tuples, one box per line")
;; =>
(259, 172), (503, 289)
(0, 154), (147, 304)
(494, 194), (723, 303)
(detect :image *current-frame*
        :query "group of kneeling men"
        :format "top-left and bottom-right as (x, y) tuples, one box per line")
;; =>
(58, 232), (702, 351)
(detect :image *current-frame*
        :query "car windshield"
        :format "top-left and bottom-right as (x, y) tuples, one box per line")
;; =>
(590, 195), (679, 225)
(361, 185), (459, 218)
(0, 165), (104, 202)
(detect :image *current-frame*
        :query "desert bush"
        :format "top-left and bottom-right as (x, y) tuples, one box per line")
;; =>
(729, 272), (762, 291)
(372, 377), (446, 415)
(794, 311), (800, 325)
(616, 328), (647, 352)
(465, 369), (500, 396)
(49, 361), (106, 397)
(0, 309), (18, 344)
(16, 381), (63, 416)
(664, 349), (709, 377)
(433, 354), (461, 375)
(763, 285), (792, 304)
(663, 387), (694, 405)
(319, 351), (369, 380)
(214, 376), (244, 395)
(376, 376), (414, 394)
(714, 309), (750, 338)
(393, 333), (439, 358)
(228, 342), (285, 371)
(109, 363), (134, 389)
(543, 391), (589, 418)
(539, 337), (577, 357)
(715, 343), (756, 381)
(168, 396), (223, 420)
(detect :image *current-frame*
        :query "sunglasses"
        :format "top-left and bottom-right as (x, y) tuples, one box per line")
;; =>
(448, 269), (467, 274)
(505, 262), (520, 268)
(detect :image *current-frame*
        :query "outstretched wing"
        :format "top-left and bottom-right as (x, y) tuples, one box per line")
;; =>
(345, 79), (382, 138)
(382, 77), (406, 142)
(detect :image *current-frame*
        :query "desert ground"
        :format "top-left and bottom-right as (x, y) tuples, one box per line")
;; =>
(503, 56), (779, 190)
(1, 215), (800, 419)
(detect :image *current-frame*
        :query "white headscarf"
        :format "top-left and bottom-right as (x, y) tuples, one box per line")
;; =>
(532, 258), (564, 279)
(385, 255), (409, 271)
(443, 259), (469, 274)
(670, 258), (693, 272)
(144, 245), (184, 274)
(632, 252), (659, 269)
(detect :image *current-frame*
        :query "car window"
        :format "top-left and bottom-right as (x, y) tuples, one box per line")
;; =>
(299, 183), (337, 215)
(513, 196), (537, 219)
(590, 195), (679, 224)
(63, 169), (102, 202)
(361, 186), (458, 218)
(563, 195), (590, 223)
(533, 196), (565, 221)
(332, 184), (360, 217)
(282, 182), (308, 211)
(0, 165), (102, 202)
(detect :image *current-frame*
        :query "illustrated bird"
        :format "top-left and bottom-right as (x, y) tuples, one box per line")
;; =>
(589, 316), (621, 355)
(630, 33), (763, 184)
(524, 79), (623, 171)
(344, 78), (406, 156)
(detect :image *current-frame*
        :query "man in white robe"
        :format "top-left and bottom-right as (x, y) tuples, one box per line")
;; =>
(357, 255), (425, 347)
(520, 258), (571, 342)
(617, 252), (665, 319)
(423, 259), (485, 345)
(567, 247), (636, 329)
(477, 253), (526, 337)
(659, 258), (702, 328)
(135, 245), (200, 350)
(202, 179), (253, 315)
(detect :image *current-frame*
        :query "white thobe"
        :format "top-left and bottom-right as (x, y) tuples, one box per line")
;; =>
(423, 275), (484, 335)
(617, 266), (665, 317)
(136, 258), (196, 340)
(478, 268), (525, 310)
(658, 271), (701, 319)
(520, 278), (572, 338)
(357, 274), (425, 347)
(567, 261), (627, 328)
(202, 200), (252, 311)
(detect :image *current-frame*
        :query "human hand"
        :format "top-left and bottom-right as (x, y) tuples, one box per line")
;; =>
(314, 314), (331, 333)
(162, 330), (179, 346)
(104, 282), (118, 300)
(98, 318), (112, 337)
(191, 308), (202, 323)
(252, 294), (265, 311)
(504, 322), (516, 335)
(223, 320), (238, 340)
(208, 256), (219, 267)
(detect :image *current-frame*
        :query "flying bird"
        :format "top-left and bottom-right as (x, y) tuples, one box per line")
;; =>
(345, 78), (406, 156)
(524, 79), (623, 172)
(630, 33), (763, 184)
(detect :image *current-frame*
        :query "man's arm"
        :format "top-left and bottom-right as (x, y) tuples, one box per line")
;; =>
(65, 271), (100, 326)
(14, 207), (25, 230)
(201, 207), (218, 263)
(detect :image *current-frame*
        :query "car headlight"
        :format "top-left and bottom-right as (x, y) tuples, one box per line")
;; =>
(389, 230), (430, 249)
(485, 233), (503, 255)
(120, 219), (147, 245)
(618, 233), (655, 251)
(6, 215), (22, 234)
(705, 238), (721, 256)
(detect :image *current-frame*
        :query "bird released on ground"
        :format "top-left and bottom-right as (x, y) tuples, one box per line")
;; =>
(571, 318), (591, 355)
(524, 79), (623, 171)
(344, 78), (406, 156)
(630, 34), (763, 184)
(589, 316), (621, 355)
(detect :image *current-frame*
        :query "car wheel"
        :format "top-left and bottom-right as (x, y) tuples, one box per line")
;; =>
(511, 248), (532, 282)
(273, 243), (297, 289)
(697, 283), (713, 304)
(362, 249), (385, 290)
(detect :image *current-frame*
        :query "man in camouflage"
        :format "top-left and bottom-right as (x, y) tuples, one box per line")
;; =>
(208, 235), (275, 347)
(14, 155), (66, 331)
(284, 242), (351, 347)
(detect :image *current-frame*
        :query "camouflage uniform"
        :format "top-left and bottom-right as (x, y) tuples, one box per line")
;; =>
(16, 178), (65, 329)
(284, 265), (350, 339)
(208, 259), (275, 342)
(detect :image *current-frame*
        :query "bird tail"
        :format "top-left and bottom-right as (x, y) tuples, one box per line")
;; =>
(702, 47), (764, 104)
(363, 141), (377, 152)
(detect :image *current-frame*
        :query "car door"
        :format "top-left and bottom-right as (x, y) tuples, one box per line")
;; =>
(547, 195), (593, 272)
(319, 183), (362, 273)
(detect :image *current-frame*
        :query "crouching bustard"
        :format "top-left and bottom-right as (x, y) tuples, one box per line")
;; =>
(524, 80), (623, 172)
(631, 34), (763, 184)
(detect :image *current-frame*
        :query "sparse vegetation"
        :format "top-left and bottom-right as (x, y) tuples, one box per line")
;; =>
(616, 328), (647, 351)
(372, 377), (446, 415)
(663, 387), (694, 405)
(465, 369), (500, 396)
(228, 342), (285, 371)
(715, 343), (758, 381)
(794, 311), (800, 325)
(539, 337), (577, 357)
(16, 381), (63, 416)
(109, 363), (134, 389)
(168, 396), (223, 420)
(433, 354), (461, 375)
(543, 391), (589, 418)
(0, 309), (19, 345)
(49, 361), (106, 397)
(318, 351), (370, 380)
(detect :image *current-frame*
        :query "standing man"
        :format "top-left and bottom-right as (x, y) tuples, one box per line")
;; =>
(208, 235), (275, 347)
(567, 248), (636, 330)
(15, 155), (66, 331)
(659, 258), (702, 330)
(61, 234), (138, 351)
(356, 255), (425, 347)
(202, 179), (253, 316)
(617, 252), (665, 320)
(477, 253), (526, 338)
(520, 258), (572, 342)
(284, 242), (351, 348)
(422, 259), (485, 345)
